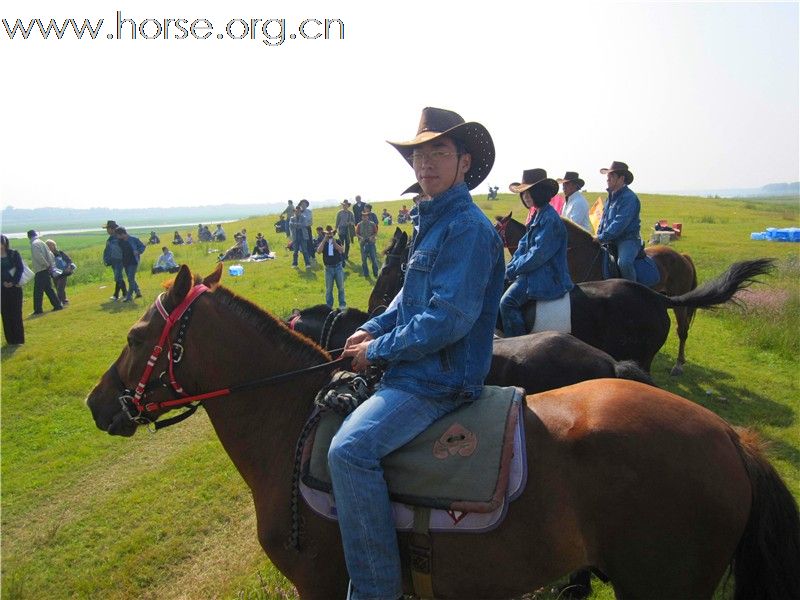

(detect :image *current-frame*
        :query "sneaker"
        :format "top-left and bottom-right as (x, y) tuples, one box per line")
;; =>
(123, 297), (132, 303)
(110, 296), (119, 301)
(62, 299), (69, 304)
(52, 305), (63, 311)
(30, 311), (44, 317)
(135, 292), (142, 299)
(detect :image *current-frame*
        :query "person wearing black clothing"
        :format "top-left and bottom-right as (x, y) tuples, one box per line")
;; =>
(1, 235), (25, 344)
(253, 233), (271, 256)
(317, 225), (347, 309)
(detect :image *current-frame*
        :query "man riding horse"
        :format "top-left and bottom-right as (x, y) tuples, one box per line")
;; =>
(595, 161), (642, 282)
(332, 107), (505, 600)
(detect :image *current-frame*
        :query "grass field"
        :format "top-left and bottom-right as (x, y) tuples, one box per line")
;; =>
(1, 192), (798, 599)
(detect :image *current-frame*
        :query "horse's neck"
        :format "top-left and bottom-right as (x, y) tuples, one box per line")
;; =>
(196, 302), (330, 500)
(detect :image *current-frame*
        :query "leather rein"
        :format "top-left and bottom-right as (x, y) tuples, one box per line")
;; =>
(113, 284), (347, 431)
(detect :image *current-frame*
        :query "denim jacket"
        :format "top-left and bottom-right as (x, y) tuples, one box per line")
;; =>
(103, 236), (123, 265)
(506, 203), (573, 300)
(596, 185), (641, 243)
(362, 183), (505, 400)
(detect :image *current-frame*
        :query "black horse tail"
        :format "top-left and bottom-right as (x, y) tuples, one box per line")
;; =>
(729, 428), (800, 600)
(660, 258), (774, 311)
(682, 253), (699, 328)
(613, 360), (655, 386)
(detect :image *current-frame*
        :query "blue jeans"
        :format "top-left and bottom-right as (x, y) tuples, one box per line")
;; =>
(328, 386), (468, 600)
(292, 242), (311, 266)
(325, 263), (346, 308)
(499, 279), (529, 337)
(123, 263), (140, 299)
(616, 238), (640, 283)
(360, 241), (378, 277)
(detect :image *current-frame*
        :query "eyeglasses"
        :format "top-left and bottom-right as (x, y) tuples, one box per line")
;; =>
(410, 150), (460, 165)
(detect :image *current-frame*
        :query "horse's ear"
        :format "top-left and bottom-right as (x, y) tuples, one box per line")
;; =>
(168, 265), (193, 304)
(506, 211), (512, 219)
(394, 226), (402, 237)
(203, 263), (223, 289)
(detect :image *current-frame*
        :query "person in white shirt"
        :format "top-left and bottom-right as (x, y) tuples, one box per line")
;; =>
(557, 171), (592, 233)
(152, 247), (180, 274)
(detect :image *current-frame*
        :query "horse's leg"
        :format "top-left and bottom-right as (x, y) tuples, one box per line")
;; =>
(670, 306), (688, 376)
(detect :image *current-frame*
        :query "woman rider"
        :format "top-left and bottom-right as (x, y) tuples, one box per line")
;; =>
(499, 168), (573, 337)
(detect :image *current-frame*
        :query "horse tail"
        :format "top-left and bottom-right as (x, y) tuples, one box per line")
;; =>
(730, 428), (800, 600)
(682, 253), (699, 328)
(613, 360), (655, 386)
(659, 258), (774, 311)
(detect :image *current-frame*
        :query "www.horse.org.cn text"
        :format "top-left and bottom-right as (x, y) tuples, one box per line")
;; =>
(2, 11), (346, 47)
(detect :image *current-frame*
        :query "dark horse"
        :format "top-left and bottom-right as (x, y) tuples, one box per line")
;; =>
(368, 227), (409, 314)
(288, 305), (654, 391)
(368, 229), (773, 372)
(495, 213), (699, 375)
(87, 264), (800, 599)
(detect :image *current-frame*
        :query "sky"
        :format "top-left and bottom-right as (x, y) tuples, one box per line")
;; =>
(1, 1), (798, 210)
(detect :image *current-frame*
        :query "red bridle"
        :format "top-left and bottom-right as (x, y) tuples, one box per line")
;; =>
(116, 284), (348, 430)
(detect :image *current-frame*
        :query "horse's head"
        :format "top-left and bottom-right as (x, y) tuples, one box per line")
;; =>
(495, 212), (525, 254)
(368, 228), (409, 314)
(86, 264), (223, 436)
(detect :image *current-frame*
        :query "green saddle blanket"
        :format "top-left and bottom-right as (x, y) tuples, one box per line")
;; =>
(301, 383), (523, 513)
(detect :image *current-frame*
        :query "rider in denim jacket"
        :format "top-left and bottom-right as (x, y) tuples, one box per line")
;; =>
(330, 107), (504, 600)
(500, 169), (574, 337)
(595, 161), (642, 282)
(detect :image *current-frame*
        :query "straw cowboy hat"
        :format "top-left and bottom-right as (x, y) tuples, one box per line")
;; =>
(599, 161), (634, 185)
(390, 107), (495, 192)
(556, 171), (586, 189)
(508, 168), (559, 198)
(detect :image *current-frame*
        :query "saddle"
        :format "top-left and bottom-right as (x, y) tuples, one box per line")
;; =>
(602, 244), (660, 287)
(299, 374), (527, 523)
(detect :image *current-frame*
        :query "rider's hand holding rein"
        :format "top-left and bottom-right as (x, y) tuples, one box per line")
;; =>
(342, 330), (374, 372)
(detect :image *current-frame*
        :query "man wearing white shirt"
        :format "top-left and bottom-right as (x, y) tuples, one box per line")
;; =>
(557, 171), (592, 233)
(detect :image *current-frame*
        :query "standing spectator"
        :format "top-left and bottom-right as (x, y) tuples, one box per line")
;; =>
(1, 235), (25, 344)
(280, 200), (294, 238)
(213, 224), (226, 242)
(103, 220), (127, 301)
(364, 203), (380, 228)
(289, 206), (312, 269)
(356, 208), (379, 278)
(557, 171), (592, 232)
(297, 200), (316, 261)
(45, 239), (73, 305)
(352, 195), (365, 223)
(27, 229), (62, 314)
(115, 227), (145, 302)
(152, 246), (180, 274)
(335, 199), (355, 260)
(312, 226), (325, 254)
(317, 225), (347, 309)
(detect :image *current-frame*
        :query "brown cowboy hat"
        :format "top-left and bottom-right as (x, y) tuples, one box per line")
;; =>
(599, 161), (634, 185)
(556, 171), (585, 189)
(508, 168), (559, 198)
(388, 107), (495, 192)
(340, 199), (351, 206)
(103, 220), (118, 230)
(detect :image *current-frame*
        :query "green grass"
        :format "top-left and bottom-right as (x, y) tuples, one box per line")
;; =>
(2, 192), (798, 599)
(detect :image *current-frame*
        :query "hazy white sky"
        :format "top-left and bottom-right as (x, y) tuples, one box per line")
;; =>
(1, 1), (798, 210)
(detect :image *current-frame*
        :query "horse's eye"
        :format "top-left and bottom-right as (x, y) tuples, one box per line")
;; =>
(127, 335), (141, 348)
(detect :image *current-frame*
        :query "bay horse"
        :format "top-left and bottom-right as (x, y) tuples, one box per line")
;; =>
(495, 213), (699, 375)
(288, 304), (654, 391)
(369, 231), (773, 372)
(86, 264), (800, 600)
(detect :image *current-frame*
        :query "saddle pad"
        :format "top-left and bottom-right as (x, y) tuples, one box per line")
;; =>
(300, 398), (527, 533)
(602, 252), (660, 288)
(302, 386), (524, 512)
(531, 292), (571, 333)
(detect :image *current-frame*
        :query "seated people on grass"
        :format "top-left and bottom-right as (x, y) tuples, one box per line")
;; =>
(152, 247), (180, 274)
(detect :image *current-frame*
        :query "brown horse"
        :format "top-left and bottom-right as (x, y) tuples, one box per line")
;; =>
(495, 213), (699, 375)
(369, 229), (773, 372)
(367, 227), (409, 314)
(86, 265), (800, 600)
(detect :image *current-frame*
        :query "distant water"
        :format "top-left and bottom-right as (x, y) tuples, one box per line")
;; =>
(4, 220), (237, 240)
